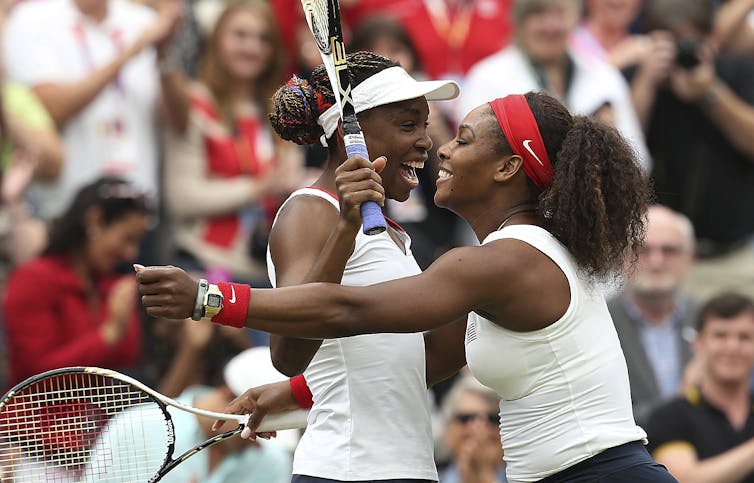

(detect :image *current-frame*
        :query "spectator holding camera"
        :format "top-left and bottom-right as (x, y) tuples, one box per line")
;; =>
(641, 0), (754, 302)
(460, 0), (651, 173)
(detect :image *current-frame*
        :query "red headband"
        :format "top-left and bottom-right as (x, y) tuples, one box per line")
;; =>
(489, 95), (554, 189)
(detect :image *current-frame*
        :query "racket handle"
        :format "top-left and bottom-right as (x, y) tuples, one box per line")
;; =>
(345, 141), (387, 235)
(255, 408), (309, 432)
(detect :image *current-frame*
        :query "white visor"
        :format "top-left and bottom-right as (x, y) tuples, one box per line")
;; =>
(317, 66), (460, 144)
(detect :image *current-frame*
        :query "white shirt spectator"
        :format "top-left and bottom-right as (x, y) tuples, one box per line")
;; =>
(458, 45), (651, 173)
(3, 0), (160, 219)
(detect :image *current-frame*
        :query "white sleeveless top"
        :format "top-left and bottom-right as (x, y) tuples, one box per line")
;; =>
(465, 225), (646, 483)
(266, 188), (437, 481)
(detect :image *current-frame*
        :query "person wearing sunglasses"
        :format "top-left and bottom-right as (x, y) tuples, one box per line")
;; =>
(439, 376), (507, 483)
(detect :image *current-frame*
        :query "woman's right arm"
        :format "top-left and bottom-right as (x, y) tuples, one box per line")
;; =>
(268, 157), (386, 375)
(29, 4), (182, 128)
(266, 196), (354, 375)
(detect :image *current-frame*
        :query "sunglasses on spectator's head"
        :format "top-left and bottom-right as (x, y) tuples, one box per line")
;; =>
(452, 412), (500, 426)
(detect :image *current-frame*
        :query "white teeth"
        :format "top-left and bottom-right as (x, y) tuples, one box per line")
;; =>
(402, 160), (425, 169)
(438, 169), (452, 179)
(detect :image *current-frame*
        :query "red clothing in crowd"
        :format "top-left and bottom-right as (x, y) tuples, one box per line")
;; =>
(3, 256), (142, 389)
(342, 0), (512, 80)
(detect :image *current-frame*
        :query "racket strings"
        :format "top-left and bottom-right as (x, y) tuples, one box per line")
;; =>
(0, 372), (171, 482)
(303, 0), (330, 52)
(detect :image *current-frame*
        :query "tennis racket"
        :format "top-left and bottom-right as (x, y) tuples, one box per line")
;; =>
(0, 366), (308, 482)
(300, 0), (387, 235)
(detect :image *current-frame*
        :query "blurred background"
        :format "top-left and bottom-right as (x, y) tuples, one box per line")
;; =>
(0, 0), (752, 481)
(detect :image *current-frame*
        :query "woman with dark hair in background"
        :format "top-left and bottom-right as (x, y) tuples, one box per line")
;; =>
(139, 91), (677, 481)
(3, 177), (150, 389)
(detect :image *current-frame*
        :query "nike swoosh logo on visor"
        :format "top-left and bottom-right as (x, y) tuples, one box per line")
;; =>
(523, 139), (545, 167)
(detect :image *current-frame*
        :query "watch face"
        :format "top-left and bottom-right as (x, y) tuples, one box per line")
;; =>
(207, 293), (223, 308)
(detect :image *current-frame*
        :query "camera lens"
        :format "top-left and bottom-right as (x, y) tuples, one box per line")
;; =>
(676, 39), (700, 69)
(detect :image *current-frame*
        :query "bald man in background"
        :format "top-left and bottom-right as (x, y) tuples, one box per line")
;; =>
(608, 204), (700, 427)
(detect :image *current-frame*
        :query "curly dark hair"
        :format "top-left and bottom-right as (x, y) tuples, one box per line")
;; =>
(268, 51), (399, 145)
(489, 91), (650, 278)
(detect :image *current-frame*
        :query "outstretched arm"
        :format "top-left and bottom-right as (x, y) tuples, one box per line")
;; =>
(137, 241), (503, 338)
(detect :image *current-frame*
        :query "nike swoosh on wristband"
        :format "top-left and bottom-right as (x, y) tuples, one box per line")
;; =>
(523, 139), (545, 166)
(229, 285), (236, 304)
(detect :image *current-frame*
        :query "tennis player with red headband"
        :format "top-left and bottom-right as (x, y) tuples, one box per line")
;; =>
(138, 91), (677, 482)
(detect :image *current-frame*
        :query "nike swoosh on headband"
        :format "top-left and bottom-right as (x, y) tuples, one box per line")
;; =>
(523, 139), (544, 167)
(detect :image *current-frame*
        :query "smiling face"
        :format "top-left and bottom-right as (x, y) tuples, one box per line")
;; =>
(697, 312), (754, 387)
(85, 209), (147, 275)
(216, 7), (275, 82)
(517, 0), (578, 64)
(359, 97), (433, 202)
(434, 105), (507, 213)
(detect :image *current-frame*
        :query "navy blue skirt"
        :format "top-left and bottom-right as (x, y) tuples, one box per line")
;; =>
(539, 441), (677, 482)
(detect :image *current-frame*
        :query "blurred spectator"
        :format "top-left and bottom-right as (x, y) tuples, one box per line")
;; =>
(92, 346), (293, 483)
(713, 0), (754, 56)
(646, 292), (754, 483)
(349, 15), (462, 269)
(439, 376), (507, 483)
(0, 84), (65, 275)
(608, 205), (699, 428)
(164, 0), (306, 284)
(570, 0), (646, 68)
(2, 177), (150, 389)
(340, 0), (511, 82)
(642, 0), (754, 302)
(459, 0), (651, 173)
(2, 0), (182, 220)
(570, 0), (678, 132)
(149, 317), (252, 398)
(0, 0), (65, 274)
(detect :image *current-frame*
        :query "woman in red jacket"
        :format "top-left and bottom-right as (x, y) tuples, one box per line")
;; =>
(3, 177), (150, 388)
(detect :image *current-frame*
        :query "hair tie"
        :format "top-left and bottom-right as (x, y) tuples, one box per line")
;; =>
(489, 95), (554, 189)
(313, 91), (333, 118)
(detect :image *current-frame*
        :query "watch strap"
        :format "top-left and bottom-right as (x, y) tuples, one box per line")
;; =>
(192, 278), (209, 321)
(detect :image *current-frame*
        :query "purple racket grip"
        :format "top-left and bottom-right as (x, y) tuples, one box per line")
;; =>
(345, 141), (386, 235)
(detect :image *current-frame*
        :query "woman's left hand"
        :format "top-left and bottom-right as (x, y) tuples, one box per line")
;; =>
(134, 265), (197, 319)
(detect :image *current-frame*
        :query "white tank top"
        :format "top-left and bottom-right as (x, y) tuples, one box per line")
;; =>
(266, 188), (437, 481)
(465, 225), (646, 483)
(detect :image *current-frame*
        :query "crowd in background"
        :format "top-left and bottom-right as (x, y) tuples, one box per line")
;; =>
(0, 0), (752, 481)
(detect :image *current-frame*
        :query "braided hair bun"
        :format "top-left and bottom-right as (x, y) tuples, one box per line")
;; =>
(268, 52), (398, 145)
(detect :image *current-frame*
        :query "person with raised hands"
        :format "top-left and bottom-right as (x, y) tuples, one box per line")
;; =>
(137, 91), (676, 481)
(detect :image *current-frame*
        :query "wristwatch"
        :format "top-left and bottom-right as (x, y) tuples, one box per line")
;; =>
(203, 284), (224, 319)
(192, 279), (209, 321)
